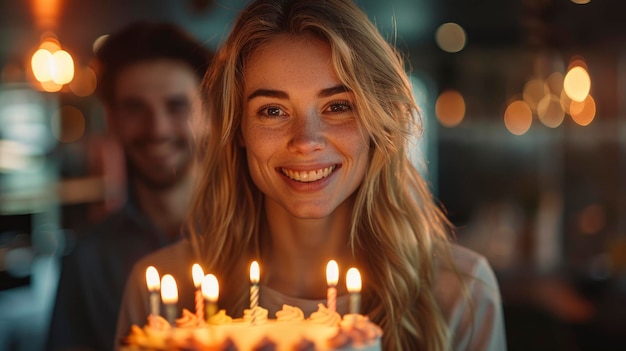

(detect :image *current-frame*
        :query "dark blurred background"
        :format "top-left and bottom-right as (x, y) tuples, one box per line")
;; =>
(1, 0), (625, 350)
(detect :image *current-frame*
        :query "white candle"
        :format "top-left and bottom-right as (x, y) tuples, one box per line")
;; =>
(202, 274), (219, 321)
(250, 261), (260, 325)
(145, 266), (160, 322)
(326, 260), (339, 313)
(161, 274), (178, 326)
(192, 264), (205, 322)
(346, 268), (362, 315)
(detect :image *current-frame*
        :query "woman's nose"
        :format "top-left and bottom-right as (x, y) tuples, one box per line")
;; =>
(287, 112), (325, 154)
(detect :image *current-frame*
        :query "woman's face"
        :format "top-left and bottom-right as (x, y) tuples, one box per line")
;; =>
(241, 34), (370, 219)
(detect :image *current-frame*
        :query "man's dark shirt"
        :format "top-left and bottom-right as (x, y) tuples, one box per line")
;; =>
(46, 198), (179, 351)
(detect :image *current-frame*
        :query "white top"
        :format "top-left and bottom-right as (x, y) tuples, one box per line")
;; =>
(115, 241), (507, 350)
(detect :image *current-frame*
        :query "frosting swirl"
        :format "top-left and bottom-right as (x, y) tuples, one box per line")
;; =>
(308, 303), (341, 326)
(208, 309), (233, 325)
(176, 308), (199, 328)
(147, 315), (171, 332)
(275, 304), (305, 321)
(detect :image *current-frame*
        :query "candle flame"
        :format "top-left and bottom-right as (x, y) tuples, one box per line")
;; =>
(250, 261), (260, 284)
(202, 274), (219, 302)
(161, 274), (178, 304)
(326, 260), (339, 286)
(192, 263), (204, 288)
(146, 266), (160, 291)
(346, 268), (361, 293)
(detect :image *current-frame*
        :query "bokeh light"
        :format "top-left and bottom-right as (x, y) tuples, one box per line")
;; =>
(435, 89), (465, 127)
(40, 79), (63, 92)
(504, 100), (532, 135)
(51, 50), (74, 84)
(522, 78), (545, 111)
(570, 94), (596, 126)
(69, 66), (97, 97)
(31, 48), (54, 82)
(435, 22), (467, 53)
(537, 94), (565, 128)
(544, 72), (564, 96)
(563, 66), (591, 102)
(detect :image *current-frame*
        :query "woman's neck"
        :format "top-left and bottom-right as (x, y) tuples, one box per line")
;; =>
(262, 197), (356, 299)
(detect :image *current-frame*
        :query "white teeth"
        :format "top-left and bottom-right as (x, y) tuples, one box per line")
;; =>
(281, 165), (336, 182)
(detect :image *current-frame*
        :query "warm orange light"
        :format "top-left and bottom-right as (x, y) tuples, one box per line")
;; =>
(146, 266), (160, 292)
(32, 0), (62, 29)
(51, 50), (74, 84)
(39, 36), (60, 52)
(250, 261), (260, 284)
(40, 79), (62, 92)
(161, 274), (178, 304)
(346, 268), (362, 293)
(503, 100), (532, 136)
(31, 49), (53, 82)
(192, 264), (204, 289)
(522, 78), (545, 111)
(564, 66), (591, 102)
(326, 260), (339, 287)
(202, 274), (219, 302)
(537, 94), (565, 128)
(570, 95), (596, 126)
(31, 44), (74, 87)
(435, 89), (465, 127)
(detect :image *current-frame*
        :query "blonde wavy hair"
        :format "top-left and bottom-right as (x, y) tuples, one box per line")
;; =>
(187, 0), (455, 349)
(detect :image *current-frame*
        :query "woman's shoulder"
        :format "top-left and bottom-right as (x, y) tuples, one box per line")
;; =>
(434, 243), (507, 350)
(434, 243), (502, 315)
(445, 243), (494, 279)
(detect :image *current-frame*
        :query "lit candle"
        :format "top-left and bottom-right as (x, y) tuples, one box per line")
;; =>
(250, 261), (260, 325)
(346, 268), (362, 315)
(161, 274), (178, 326)
(202, 273), (219, 321)
(326, 260), (339, 313)
(145, 266), (161, 323)
(192, 264), (205, 322)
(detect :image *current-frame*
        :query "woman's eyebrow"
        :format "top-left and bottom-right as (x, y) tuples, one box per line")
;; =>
(318, 84), (349, 98)
(247, 89), (288, 101)
(247, 84), (350, 102)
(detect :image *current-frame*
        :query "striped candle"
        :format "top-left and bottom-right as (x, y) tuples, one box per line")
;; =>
(250, 261), (260, 325)
(192, 264), (204, 323)
(326, 260), (338, 313)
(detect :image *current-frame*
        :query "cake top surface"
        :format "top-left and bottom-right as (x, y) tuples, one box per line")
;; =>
(121, 304), (382, 351)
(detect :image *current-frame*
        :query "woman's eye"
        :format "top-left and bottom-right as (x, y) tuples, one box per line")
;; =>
(258, 105), (286, 117)
(327, 101), (353, 113)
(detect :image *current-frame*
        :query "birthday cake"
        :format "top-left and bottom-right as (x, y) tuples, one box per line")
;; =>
(120, 304), (382, 351)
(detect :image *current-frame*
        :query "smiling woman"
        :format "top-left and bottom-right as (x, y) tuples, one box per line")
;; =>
(241, 33), (369, 219)
(115, 1), (507, 350)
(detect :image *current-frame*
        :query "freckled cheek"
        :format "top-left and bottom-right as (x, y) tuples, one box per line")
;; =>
(243, 128), (283, 164)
